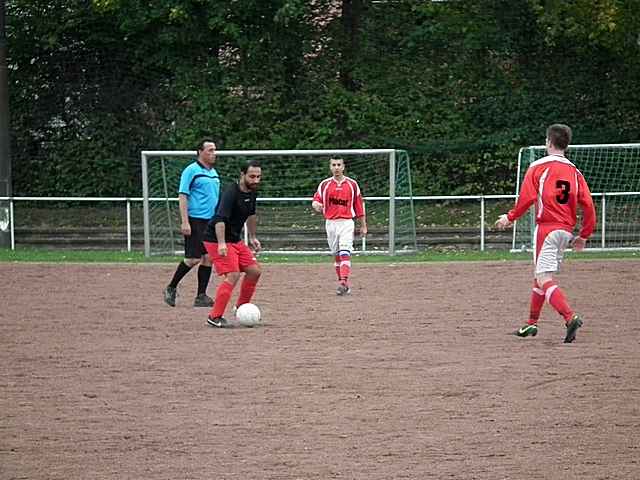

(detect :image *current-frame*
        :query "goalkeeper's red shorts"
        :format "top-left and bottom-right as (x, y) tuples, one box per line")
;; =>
(204, 241), (258, 275)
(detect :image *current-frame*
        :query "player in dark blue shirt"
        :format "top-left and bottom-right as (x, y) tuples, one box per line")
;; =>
(203, 160), (262, 327)
(163, 139), (220, 308)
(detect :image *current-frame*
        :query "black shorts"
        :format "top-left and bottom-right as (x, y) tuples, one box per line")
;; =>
(184, 217), (210, 259)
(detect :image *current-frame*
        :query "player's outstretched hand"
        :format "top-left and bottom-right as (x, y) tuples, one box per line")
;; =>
(494, 214), (513, 230)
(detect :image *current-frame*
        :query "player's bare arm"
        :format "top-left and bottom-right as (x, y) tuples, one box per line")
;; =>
(215, 222), (227, 256)
(178, 194), (191, 236)
(246, 214), (261, 253)
(311, 200), (323, 213)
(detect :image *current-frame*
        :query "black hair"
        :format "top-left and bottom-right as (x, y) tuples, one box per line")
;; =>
(241, 159), (261, 173)
(546, 124), (572, 150)
(197, 138), (216, 152)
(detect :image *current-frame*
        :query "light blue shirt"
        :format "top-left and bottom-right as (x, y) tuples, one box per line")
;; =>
(178, 160), (220, 219)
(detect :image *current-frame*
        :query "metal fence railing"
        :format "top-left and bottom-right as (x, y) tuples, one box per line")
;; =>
(2, 193), (638, 253)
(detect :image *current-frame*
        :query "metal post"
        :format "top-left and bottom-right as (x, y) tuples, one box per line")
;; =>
(480, 196), (485, 251)
(9, 196), (13, 249)
(126, 199), (131, 252)
(388, 150), (396, 255)
(601, 194), (606, 249)
(0, 0), (12, 248)
(141, 152), (150, 256)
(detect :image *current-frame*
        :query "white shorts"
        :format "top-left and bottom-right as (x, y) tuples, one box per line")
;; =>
(326, 218), (355, 254)
(534, 227), (574, 275)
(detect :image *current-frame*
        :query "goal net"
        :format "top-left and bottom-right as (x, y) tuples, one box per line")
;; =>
(141, 149), (417, 257)
(513, 143), (640, 251)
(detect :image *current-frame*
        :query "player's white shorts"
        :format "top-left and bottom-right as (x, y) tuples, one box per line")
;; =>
(325, 218), (354, 254)
(534, 226), (574, 275)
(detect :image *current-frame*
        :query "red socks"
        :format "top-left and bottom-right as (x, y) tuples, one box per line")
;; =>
(528, 280), (545, 325)
(338, 252), (351, 285)
(210, 281), (234, 319)
(209, 276), (260, 318)
(236, 277), (259, 307)
(542, 280), (573, 322)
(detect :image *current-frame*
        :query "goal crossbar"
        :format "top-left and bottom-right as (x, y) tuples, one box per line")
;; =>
(141, 149), (396, 157)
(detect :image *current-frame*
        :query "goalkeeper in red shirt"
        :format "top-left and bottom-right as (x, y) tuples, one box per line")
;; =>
(495, 124), (596, 343)
(312, 158), (368, 295)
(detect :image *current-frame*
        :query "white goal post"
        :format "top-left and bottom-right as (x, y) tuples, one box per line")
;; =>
(513, 143), (640, 251)
(141, 149), (417, 257)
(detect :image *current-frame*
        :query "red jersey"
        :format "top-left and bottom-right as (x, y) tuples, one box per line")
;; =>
(313, 176), (365, 220)
(507, 154), (596, 238)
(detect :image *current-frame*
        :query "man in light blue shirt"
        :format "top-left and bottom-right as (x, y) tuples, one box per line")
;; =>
(164, 139), (220, 307)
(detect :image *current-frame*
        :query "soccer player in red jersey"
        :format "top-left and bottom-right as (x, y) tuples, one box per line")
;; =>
(495, 124), (596, 343)
(312, 158), (368, 295)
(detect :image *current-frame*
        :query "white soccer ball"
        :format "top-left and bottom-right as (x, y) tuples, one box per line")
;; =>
(235, 303), (261, 327)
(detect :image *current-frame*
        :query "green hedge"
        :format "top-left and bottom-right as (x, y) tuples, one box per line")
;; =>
(8, 0), (640, 197)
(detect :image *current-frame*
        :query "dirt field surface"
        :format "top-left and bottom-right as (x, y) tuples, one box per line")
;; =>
(1, 260), (639, 480)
